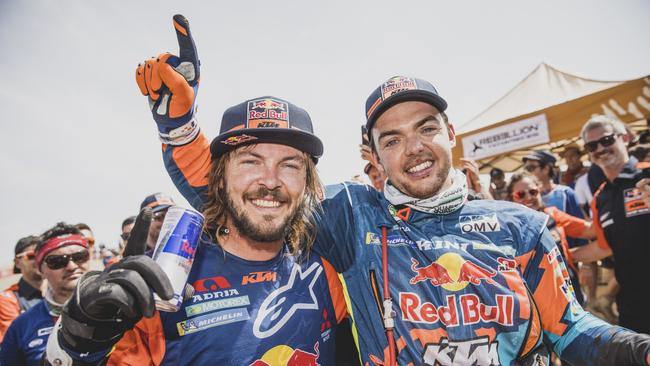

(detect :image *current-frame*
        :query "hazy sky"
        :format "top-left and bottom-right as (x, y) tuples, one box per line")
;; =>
(1, 0), (649, 262)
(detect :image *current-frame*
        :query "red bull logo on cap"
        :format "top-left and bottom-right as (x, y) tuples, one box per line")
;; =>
(249, 341), (320, 366)
(247, 98), (289, 129)
(409, 253), (497, 291)
(381, 76), (417, 100)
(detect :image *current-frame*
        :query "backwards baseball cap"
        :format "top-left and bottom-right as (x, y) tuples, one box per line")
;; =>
(210, 96), (323, 161)
(522, 150), (557, 166)
(14, 236), (39, 274)
(140, 192), (175, 213)
(365, 76), (448, 133)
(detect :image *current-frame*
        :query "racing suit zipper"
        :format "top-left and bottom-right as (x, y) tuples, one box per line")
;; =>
(380, 225), (397, 366)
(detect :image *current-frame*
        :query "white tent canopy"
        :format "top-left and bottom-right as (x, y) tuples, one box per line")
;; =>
(452, 63), (650, 171)
(457, 63), (628, 134)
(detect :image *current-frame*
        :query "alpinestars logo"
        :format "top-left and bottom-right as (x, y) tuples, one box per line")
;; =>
(423, 337), (501, 365)
(253, 262), (323, 338)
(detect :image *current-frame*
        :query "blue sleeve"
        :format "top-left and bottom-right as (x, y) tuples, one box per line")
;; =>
(161, 133), (211, 211)
(524, 226), (650, 364)
(564, 188), (587, 247)
(313, 183), (364, 273)
(0, 320), (22, 366)
(564, 188), (584, 219)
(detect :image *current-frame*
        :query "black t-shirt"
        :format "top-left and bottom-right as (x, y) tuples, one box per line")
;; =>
(593, 158), (650, 317)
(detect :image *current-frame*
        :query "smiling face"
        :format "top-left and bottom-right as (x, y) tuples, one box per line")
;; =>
(510, 176), (543, 211)
(371, 101), (456, 199)
(584, 125), (629, 174)
(221, 143), (307, 243)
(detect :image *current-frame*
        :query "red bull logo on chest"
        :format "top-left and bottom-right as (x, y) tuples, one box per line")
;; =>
(250, 341), (320, 366)
(409, 253), (497, 291)
(400, 292), (514, 326)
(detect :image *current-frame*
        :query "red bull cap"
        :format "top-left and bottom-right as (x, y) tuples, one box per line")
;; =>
(365, 76), (448, 135)
(211, 96), (323, 162)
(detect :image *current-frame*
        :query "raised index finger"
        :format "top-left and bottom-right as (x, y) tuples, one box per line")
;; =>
(123, 207), (152, 257)
(172, 14), (199, 71)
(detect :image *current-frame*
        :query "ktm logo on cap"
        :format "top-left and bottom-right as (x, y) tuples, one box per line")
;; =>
(221, 134), (258, 146)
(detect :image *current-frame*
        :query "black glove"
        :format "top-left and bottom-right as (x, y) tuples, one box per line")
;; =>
(58, 207), (174, 354)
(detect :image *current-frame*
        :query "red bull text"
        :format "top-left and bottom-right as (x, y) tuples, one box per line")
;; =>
(152, 206), (204, 311)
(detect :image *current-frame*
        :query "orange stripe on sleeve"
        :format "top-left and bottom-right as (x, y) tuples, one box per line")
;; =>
(590, 183), (611, 250)
(170, 133), (211, 187)
(321, 258), (348, 323)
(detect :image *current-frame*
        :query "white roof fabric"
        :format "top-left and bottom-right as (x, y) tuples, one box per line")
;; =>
(457, 63), (625, 134)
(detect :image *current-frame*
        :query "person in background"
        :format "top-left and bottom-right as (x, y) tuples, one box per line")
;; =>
(574, 115), (650, 334)
(460, 157), (492, 199)
(507, 172), (596, 306)
(522, 150), (585, 220)
(139, 193), (174, 251)
(0, 223), (90, 365)
(488, 167), (508, 200)
(629, 143), (650, 163)
(364, 162), (386, 191)
(560, 144), (589, 188)
(120, 215), (136, 250)
(0, 236), (43, 342)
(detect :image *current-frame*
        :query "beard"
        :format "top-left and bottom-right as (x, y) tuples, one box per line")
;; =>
(223, 185), (304, 243)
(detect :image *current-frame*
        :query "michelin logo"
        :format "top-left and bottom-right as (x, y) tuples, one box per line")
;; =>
(459, 214), (501, 233)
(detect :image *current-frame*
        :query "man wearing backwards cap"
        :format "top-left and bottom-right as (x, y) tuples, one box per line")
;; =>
(52, 16), (650, 366)
(140, 192), (175, 250)
(1, 223), (90, 366)
(0, 236), (43, 342)
(45, 15), (348, 366)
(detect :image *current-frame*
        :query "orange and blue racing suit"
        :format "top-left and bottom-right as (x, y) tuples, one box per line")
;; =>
(160, 133), (650, 365)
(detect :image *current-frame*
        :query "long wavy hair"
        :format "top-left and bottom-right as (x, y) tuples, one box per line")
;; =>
(202, 148), (322, 254)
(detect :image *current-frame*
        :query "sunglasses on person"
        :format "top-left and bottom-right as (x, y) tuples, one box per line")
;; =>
(584, 134), (620, 153)
(120, 232), (130, 241)
(523, 163), (540, 173)
(43, 250), (90, 270)
(16, 251), (35, 261)
(513, 188), (540, 200)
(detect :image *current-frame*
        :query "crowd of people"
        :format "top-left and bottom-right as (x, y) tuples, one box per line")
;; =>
(2, 14), (650, 366)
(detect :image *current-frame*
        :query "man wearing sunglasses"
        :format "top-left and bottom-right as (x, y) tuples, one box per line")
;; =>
(570, 115), (650, 334)
(140, 192), (175, 251)
(0, 236), (43, 342)
(1, 223), (90, 366)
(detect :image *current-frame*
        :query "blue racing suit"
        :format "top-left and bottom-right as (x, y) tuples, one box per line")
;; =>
(0, 300), (54, 366)
(161, 133), (650, 365)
